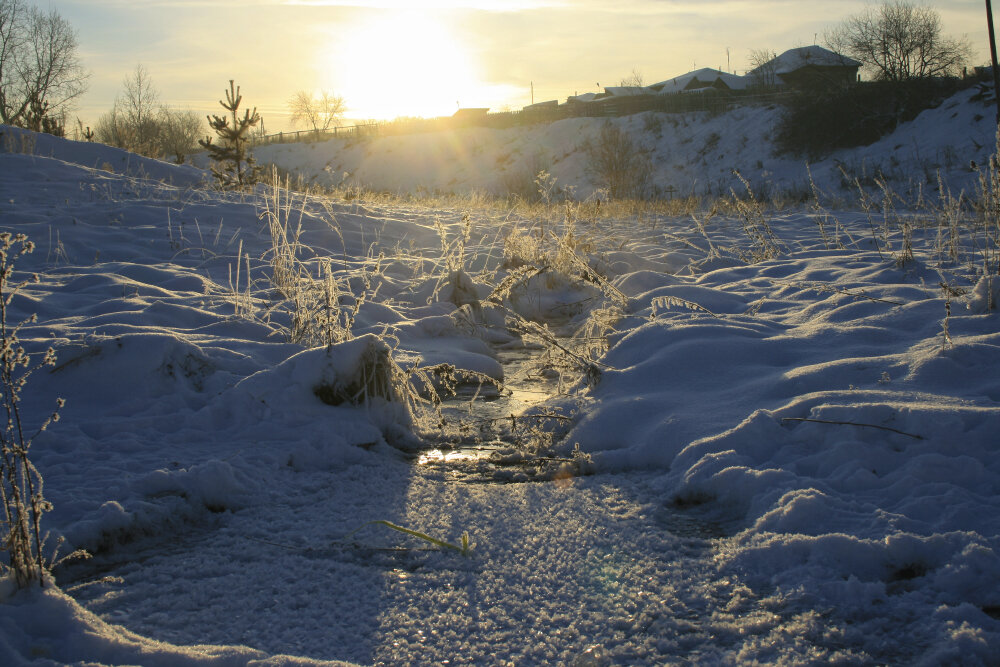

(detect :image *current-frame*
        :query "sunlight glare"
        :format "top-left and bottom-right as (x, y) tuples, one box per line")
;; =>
(328, 12), (483, 119)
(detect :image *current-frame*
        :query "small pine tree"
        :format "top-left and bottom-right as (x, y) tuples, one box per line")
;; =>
(198, 80), (261, 188)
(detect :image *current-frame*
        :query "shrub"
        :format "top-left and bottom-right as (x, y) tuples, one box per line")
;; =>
(500, 152), (549, 201)
(584, 122), (652, 200)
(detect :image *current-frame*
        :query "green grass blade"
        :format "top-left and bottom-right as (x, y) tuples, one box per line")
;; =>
(367, 520), (472, 556)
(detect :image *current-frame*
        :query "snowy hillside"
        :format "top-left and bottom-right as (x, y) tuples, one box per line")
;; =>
(255, 87), (995, 202)
(1, 86), (999, 665)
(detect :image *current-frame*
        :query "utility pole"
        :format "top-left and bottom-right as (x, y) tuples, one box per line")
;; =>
(987, 0), (1000, 123)
(530, 81), (534, 105)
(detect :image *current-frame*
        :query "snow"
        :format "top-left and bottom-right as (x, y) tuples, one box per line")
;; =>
(602, 86), (651, 97)
(253, 86), (994, 202)
(650, 68), (749, 95)
(766, 45), (862, 75)
(2, 85), (1000, 664)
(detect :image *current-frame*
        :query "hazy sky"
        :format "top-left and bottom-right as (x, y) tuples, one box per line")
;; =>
(49, 0), (990, 132)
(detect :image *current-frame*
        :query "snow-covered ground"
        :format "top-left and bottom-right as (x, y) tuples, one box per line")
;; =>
(255, 86), (994, 202)
(1, 87), (999, 665)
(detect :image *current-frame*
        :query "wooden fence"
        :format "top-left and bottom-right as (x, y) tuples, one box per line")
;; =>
(251, 123), (379, 146)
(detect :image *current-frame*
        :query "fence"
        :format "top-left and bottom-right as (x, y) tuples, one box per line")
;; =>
(251, 123), (379, 146)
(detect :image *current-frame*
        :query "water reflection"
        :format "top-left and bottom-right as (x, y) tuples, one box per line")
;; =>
(417, 448), (492, 465)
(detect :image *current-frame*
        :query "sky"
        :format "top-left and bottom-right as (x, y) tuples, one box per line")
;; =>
(44, 0), (992, 134)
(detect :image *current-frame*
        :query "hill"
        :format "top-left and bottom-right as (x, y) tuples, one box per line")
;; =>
(254, 86), (995, 202)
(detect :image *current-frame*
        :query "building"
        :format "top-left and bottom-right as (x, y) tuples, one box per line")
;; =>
(750, 45), (861, 90)
(648, 68), (748, 95)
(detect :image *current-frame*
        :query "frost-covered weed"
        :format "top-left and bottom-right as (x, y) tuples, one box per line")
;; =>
(933, 175), (964, 264)
(260, 171), (307, 298)
(500, 312), (605, 389)
(256, 170), (377, 346)
(806, 166), (848, 250)
(0, 234), (79, 590)
(730, 171), (783, 263)
(650, 295), (719, 319)
(227, 239), (255, 319)
(436, 214), (473, 274)
(972, 134), (1000, 299)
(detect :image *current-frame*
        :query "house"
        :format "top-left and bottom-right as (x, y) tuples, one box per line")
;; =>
(750, 45), (860, 89)
(451, 107), (490, 127)
(522, 44), (860, 121)
(649, 68), (748, 95)
(602, 85), (652, 97)
(522, 99), (563, 121)
(523, 100), (559, 111)
(565, 92), (601, 104)
(452, 108), (489, 120)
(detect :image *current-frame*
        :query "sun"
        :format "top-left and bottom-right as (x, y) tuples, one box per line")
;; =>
(327, 11), (483, 120)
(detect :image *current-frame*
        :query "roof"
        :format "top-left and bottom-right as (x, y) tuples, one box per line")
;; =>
(566, 92), (600, 103)
(765, 45), (861, 75)
(524, 100), (559, 110)
(452, 108), (490, 119)
(650, 68), (748, 95)
(603, 86), (652, 97)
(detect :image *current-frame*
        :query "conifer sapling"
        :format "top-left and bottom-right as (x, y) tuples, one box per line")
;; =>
(199, 80), (262, 188)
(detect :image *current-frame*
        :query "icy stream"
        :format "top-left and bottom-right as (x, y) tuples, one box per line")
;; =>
(63, 468), (743, 665)
(57, 337), (743, 665)
(440, 344), (566, 427)
(416, 339), (578, 479)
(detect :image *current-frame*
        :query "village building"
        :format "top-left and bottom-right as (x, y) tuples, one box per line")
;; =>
(648, 68), (749, 95)
(454, 44), (861, 128)
(748, 45), (861, 90)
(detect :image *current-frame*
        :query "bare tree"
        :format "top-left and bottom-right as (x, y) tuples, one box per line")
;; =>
(95, 65), (159, 155)
(0, 0), (87, 128)
(825, 1), (971, 81)
(93, 100), (125, 148)
(158, 108), (202, 164)
(619, 68), (645, 88)
(288, 90), (345, 135)
(120, 64), (159, 154)
(747, 49), (778, 90)
(94, 65), (203, 162)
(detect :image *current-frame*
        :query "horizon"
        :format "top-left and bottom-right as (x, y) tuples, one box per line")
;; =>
(45, 0), (993, 133)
